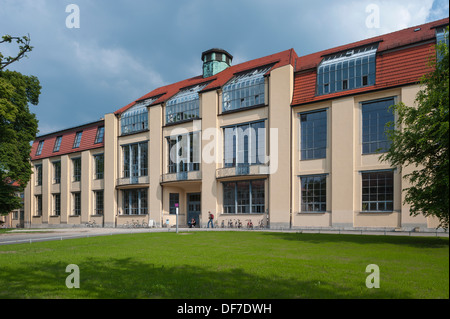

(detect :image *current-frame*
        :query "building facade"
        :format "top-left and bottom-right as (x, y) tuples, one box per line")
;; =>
(24, 18), (449, 230)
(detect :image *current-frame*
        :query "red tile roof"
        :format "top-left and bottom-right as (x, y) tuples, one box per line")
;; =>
(292, 18), (449, 106)
(114, 48), (298, 115)
(30, 121), (104, 161)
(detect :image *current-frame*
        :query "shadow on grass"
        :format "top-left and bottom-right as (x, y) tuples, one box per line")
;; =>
(0, 256), (414, 299)
(261, 232), (449, 249)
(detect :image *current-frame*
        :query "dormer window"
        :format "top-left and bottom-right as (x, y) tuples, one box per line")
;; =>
(36, 141), (44, 156)
(222, 65), (271, 112)
(316, 44), (378, 96)
(121, 98), (155, 135)
(166, 83), (208, 125)
(73, 131), (82, 148)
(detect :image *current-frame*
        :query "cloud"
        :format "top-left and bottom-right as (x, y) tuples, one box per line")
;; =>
(70, 40), (165, 98)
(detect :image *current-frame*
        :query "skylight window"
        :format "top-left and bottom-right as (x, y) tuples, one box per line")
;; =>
(121, 98), (155, 135)
(166, 83), (208, 125)
(73, 131), (82, 148)
(222, 65), (271, 112)
(316, 44), (378, 96)
(95, 126), (104, 144)
(53, 136), (62, 152)
(36, 141), (44, 156)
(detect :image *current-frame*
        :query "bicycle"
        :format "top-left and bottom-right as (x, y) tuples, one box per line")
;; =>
(246, 219), (254, 230)
(141, 219), (148, 228)
(258, 219), (265, 229)
(228, 219), (234, 228)
(220, 220), (225, 228)
(85, 220), (97, 228)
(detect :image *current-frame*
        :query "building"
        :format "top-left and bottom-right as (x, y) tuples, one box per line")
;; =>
(24, 18), (449, 230)
(0, 181), (24, 229)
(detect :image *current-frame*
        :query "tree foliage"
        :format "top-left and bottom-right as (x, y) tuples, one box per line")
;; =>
(0, 35), (40, 216)
(382, 35), (449, 229)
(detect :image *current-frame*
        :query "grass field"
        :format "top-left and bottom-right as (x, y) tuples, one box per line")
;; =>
(0, 231), (448, 299)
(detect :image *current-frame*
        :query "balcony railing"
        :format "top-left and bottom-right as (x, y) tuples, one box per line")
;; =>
(216, 164), (270, 179)
(117, 175), (149, 186)
(161, 170), (202, 183)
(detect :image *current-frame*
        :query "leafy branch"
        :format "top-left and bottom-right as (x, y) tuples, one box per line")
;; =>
(0, 34), (33, 71)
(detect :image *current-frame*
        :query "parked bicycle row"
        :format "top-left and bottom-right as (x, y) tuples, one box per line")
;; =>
(218, 219), (266, 230)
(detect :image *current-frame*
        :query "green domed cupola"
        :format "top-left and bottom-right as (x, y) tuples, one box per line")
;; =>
(201, 48), (233, 78)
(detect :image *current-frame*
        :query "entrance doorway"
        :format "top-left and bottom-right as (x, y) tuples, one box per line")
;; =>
(187, 193), (201, 228)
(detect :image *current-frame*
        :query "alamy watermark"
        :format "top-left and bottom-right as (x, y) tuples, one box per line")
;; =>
(366, 4), (380, 29)
(66, 4), (80, 29)
(365, 264), (380, 288)
(65, 264), (80, 288)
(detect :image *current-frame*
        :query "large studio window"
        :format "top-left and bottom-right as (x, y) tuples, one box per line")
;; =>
(317, 44), (377, 96)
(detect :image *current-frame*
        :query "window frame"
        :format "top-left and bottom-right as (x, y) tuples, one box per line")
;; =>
(223, 120), (266, 168)
(360, 169), (394, 213)
(222, 65), (271, 112)
(72, 192), (81, 216)
(72, 157), (81, 182)
(299, 174), (327, 213)
(53, 161), (61, 184)
(222, 179), (266, 214)
(122, 142), (148, 178)
(36, 141), (44, 156)
(94, 153), (104, 180)
(299, 108), (328, 161)
(95, 126), (105, 144)
(361, 97), (396, 155)
(73, 131), (83, 149)
(53, 136), (62, 152)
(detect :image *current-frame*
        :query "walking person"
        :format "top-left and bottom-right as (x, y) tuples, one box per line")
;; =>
(207, 211), (214, 228)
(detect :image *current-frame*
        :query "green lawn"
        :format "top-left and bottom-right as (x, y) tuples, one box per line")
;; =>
(0, 231), (448, 299)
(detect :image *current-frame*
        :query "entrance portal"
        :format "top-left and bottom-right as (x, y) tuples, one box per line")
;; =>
(187, 193), (201, 228)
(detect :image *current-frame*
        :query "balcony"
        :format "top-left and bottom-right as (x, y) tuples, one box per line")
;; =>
(161, 170), (202, 183)
(117, 175), (149, 187)
(216, 164), (270, 179)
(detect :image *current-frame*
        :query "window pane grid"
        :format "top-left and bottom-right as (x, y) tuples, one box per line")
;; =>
(222, 66), (271, 112)
(222, 180), (265, 214)
(361, 171), (394, 212)
(301, 175), (327, 212)
(223, 121), (265, 168)
(362, 98), (395, 154)
(123, 189), (148, 215)
(166, 83), (208, 124)
(300, 110), (327, 160)
(317, 45), (377, 96)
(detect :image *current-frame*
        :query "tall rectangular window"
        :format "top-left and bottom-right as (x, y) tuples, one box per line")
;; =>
(35, 164), (42, 186)
(94, 154), (104, 179)
(436, 26), (449, 61)
(223, 121), (265, 168)
(361, 170), (394, 212)
(167, 132), (200, 173)
(72, 158), (81, 182)
(317, 44), (377, 96)
(222, 65), (271, 112)
(169, 193), (180, 215)
(53, 136), (62, 152)
(362, 97), (395, 154)
(35, 195), (42, 216)
(95, 126), (105, 144)
(222, 180), (265, 214)
(299, 109), (327, 160)
(122, 189), (148, 215)
(73, 131), (82, 148)
(36, 141), (44, 156)
(122, 142), (148, 178)
(300, 175), (327, 212)
(72, 192), (81, 216)
(53, 194), (61, 216)
(53, 161), (61, 184)
(94, 191), (104, 215)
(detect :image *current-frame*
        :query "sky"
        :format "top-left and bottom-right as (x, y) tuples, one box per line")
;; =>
(0, 0), (448, 136)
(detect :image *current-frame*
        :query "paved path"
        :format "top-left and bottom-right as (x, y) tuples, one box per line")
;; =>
(0, 227), (447, 246)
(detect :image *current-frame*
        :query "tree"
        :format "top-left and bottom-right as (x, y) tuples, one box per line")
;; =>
(0, 34), (40, 216)
(381, 33), (449, 229)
